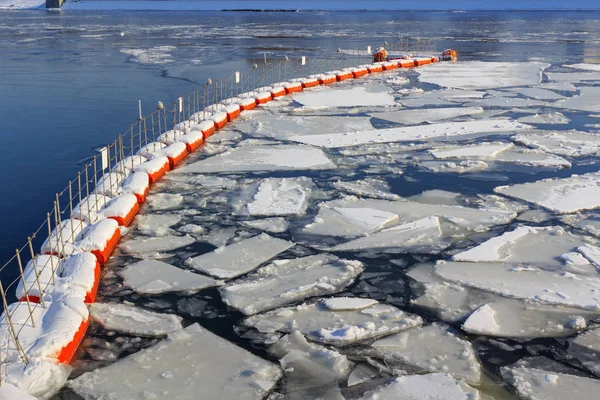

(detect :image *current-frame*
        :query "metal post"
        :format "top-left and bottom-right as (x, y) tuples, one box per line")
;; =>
(0, 280), (29, 364)
(27, 237), (45, 308)
(16, 249), (35, 324)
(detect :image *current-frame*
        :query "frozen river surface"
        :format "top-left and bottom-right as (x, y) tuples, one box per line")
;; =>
(2, 9), (600, 400)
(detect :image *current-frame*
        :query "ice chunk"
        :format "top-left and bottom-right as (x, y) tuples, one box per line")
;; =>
(2, 359), (71, 400)
(553, 86), (600, 112)
(371, 106), (484, 125)
(120, 259), (220, 295)
(220, 254), (364, 315)
(323, 297), (378, 311)
(242, 298), (423, 346)
(89, 303), (182, 337)
(569, 327), (600, 376)
(293, 84), (396, 108)
(429, 142), (513, 159)
(517, 112), (570, 124)
(121, 235), (195, 256)
(241, 218), (290, 233)
(68, 324), (282, 400)
(495, 173), (600, 214)
(147, 193), (184, 211)
(358, 373), (479, 400)
(245, 177), (313, 217)
(329, 216), (446, 254)
(501, 363), (600, 400)
(332, 178), (401, 200)
(135, 214), (181, 236)
(513, 130), (600, 157)
(370, 323), (481, 384)
(0, 383), (37, 400)
(564, 63), (600, 72)
(347, 364), (380, 387)
(462, 301), (595, 338)
(508, 87), (566, 100)
(332, 207), (399, 232)
(174, 145), (335, 173)
(288, 119), (530, 148)
(418, 61), (549, 89)
(186, 233), (295, 279)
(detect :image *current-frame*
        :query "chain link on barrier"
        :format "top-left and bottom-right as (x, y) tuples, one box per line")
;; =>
(0, 38), (437, 380)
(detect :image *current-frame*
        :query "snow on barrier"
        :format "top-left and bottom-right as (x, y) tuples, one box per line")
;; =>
(0, 43), (450, 397)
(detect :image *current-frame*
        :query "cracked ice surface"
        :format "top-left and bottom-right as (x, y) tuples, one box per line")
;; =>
(495, 173), (600, 214)
(513, 130), (600, 156)
(242, 298), (423, 346)
(370, 106), (484, 125)
(292, 84), (396, 108)
(417, 61), (549, 89)
(186, 233), (295, 279)
(68, 324), (282, 400)
(238, 177), (314, 217)
(89, 303), (182, 337)
(358, 373), (479, 400)
(220, 254), (364, 315)
(174, 144), (336, 173)
(288, 119), (530, 148)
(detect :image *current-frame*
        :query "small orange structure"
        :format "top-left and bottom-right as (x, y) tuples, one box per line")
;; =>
(442, 49), (458, 61)
(373, 47), (387, 62)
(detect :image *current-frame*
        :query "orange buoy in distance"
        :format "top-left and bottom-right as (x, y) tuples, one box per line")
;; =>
(373, 47), (388, 62)
(442, 49), (458, 62)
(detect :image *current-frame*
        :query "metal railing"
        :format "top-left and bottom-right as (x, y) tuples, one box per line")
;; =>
(0, 37), (437, 383)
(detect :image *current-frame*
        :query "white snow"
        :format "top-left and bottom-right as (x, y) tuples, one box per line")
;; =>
(120, 259), (221, 294)
(147, 193), (184, 210)
(288, 119), (530, 148)
(135, 214), (182, 236)
(358, 373), (478, 400)
(517, 112), (570, 124)
(89, 303), (182, 337)
(553, 86), (600, 112)
(495, 173), (600, 214)
(0, 383), (37, 400)
(2, 359), (71, 400)
(68, 324), (282, 400)
(370, 323), (481, 384)
(564, 63), (600, 72)
(322, 297), (378, 311)
(240, 218), (290, 233)
(174, 145), (335, 173)
(429, 142), (513, 159)
(186, 233), (295, 279)
(292, 84), (396, 108)
(220, 255), (364, 315)
(121, 235), (195, 256)
(332, 207), (399, 232)
(417, 61), (549, 89)
(508, 87), (566, 100)
(371, 106), (484, 125)
(332, 178), (401, 200)
(243, 298), (423, 346)
(246, 177), (313, 216)
(512, 131), (600, 157)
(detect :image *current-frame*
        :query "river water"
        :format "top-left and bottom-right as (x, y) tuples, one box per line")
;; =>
(1, 9), (600, 399)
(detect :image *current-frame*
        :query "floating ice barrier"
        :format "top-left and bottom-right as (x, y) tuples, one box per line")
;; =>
(371, 106), (484, 125)
(120, 259), (221, 295)
(220, 254), (364, 315)
(417, 61), (549, 89)
(357, 373), (479, 400)
(242, 298), (423, 346)
(67, 324), (282, 400)
(186, 233), (295, 279)
(495, 172), (600, 214)
(174, 144), (336, 174)
(292, 84), (396, 108)
(89, 303), (182, 337)
(133, 155), (170, 183)
(513, 130), (600, 156)
(288, 119), (530, 148)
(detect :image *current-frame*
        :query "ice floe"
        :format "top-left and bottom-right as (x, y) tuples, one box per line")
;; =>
(428, 142), (513, 159)
(332, 178), (401, 200)
(553, 86), (600, 112)
(121, 235), (195, 256)
(186, 233), (295, 279)
(220, 254), (364, 315)
(513, 130), (600, 156)
(292, 84), (396, 108)
(417, 61), (549, 89)
(241, 217), (290, 233)
(517, 112), (570, 124)
(288, 119), (530, 148)
(370, 106), (484, 125)
(242, 298), (423, 346)
(174, 144), (336, 173)
(568, 327), (600, 376)
(68, 324), (282, 400)
(135, 214), (182, 236)
(357, 373), (479, 400)
(89, 303), (182, 337)
(120, 259), (221, 294)
(495, 173), (600, 214)
(507, 87), (566, 100)
(239, 177), (314, 217)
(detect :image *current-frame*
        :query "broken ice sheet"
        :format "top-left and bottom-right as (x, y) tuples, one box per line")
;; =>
(173, 144), (336, 174)
(357, 373), (479, 400)
(135, 214), (182, 237)
(233, 177), (314, 217)
(495, 172), (600, 214)
(370, 106), (484, 125)
(268, 331), (353, 398)
(512, 130), (600, 157)
(288, 119), (530, 148)
(186, 233), (295, 279)
(89, 303), (182, 337)
(516, 112), (570, 124)
(417, 61), (549, 89)
(369, 323), (481, 384)
(240, 218), (290, 233)
(120, 259), (221, 295)
(292, 84), (396, 108)
(220, 254), (364, 315)
(121, 235), (195, 256)
(332, 178), (401, 200)
(68, 324), (282, 400)
(568, 326), (600, 376)
(501, 358), (600, 400)
(462, 301), (596, 338)
(242, 298), (423, 346)
(146, 193), (184, 211)
(398, 89), (486, 108)
(428, 142), (513, 159)
(507, 87), (566, 100)
(553, 86), (600, 112)
(236, 114), (374, 140)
